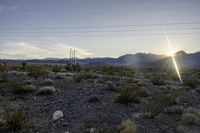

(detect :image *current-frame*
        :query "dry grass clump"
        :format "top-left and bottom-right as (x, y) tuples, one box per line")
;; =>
(42, 79), (55, 86)
(115, 84), (148, 105)
(37, 86), (56, 95)
(145, 92), (181, 117)
(0, 106), (29, 132)
(119, 119), (137, 133)
(182, 107), (200, 125)
(175, 107), (200, 133)
(23, 80), (33, 85)
(10, 81), (36, 94)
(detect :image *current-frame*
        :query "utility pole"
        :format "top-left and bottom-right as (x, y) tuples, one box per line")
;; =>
(74, 49), (76, 64)
(69, 48), (71, 63)
(69, 48), (77, 64)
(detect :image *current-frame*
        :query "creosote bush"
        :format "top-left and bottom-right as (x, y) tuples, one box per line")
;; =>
(74, 73), (97, 83)
(1, 106), (28, 132)
(26, 65), (48, 79)
(176, 107), (200, 133)
(150, 74), (165, 85)
(87, 95), (101, 103)
(183, 78), (199, 89)
(52, 65), (63, 73)
(145, 92), (181, 117)
(116, 84), (148, 105)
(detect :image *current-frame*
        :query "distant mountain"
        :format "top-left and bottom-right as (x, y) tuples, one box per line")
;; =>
(1, 51), (200, 68)
(154, 51), (200, 69)
(116, 53), (166, 66)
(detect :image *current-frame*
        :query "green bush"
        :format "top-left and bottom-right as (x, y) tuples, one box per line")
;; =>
(26, 65), (48, 79)
(145, 92), (181, 117)
(183, 78), (199, 88)
(74, 73), (97, 83)
(52, 65), (62, 73)
(116, 85), (148, 105)
(150, 75), (165, 85)
(1, 106), (28, 132)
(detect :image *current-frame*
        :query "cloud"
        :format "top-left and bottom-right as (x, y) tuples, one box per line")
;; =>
(0, 41), (94, 59)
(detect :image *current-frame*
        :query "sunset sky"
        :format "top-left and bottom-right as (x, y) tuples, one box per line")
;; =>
(0, 0), (200, 59)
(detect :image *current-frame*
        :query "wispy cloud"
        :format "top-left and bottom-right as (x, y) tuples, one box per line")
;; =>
(0, 41), (94, 59)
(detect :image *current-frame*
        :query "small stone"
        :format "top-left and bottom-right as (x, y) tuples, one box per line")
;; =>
(90, 128), (95, 133)
(53, 110), (63, 121)
(63, 122), (67, 126)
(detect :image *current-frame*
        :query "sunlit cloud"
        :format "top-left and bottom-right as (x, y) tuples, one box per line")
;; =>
(0, 41), (94, 59)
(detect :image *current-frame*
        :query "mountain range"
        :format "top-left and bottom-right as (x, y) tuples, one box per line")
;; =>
(0, 51), (200, 69)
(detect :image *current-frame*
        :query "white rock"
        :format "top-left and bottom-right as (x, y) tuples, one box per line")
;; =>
(53, 110), (63, 121)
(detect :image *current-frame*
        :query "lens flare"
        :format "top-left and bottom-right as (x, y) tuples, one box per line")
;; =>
(166, 35), (183, 84)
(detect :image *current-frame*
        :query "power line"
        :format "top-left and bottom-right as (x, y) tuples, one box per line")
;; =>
(1, 22), (200, 30)
(2, 4), (200, 19)
(0, 32), (200, 37)
(0, 27), (200, 33)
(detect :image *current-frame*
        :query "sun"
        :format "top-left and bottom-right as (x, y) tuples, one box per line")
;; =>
(167, 50), (175, 57)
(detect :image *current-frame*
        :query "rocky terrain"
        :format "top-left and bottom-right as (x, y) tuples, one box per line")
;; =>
(0, 64), (200, 133)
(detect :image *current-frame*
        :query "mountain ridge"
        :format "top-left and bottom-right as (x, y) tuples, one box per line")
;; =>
(0, 51), (200, 68)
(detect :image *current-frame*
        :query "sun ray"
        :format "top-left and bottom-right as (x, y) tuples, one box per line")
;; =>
(165, 34), (183, 84)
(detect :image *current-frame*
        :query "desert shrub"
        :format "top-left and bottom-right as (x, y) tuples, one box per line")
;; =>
(183, 78), (199, 88)
(182, 107), (200, 126)
(23, 80), (33, 85)
(150, 75), (165, 85)
(72, 63), (81, 72)
(37, 86), (56, 95)
(145, 92), (181, 117)
(115, 85), (148, 105)
(52, 65), (63, 73)
(87, 96), (101, 103)
(164, 105), (184, 114)
(119, 119), (137, 133)
(0, 72), (8, 83)
(176, 107), (200, 133)
(26, 65), (48, 79)
(175, 124), (189, 133)
(65, 63), (81, 72)
(1, 106), (28, 132)
(99, 66), (135, 76)
(65, 64), (73, 71)
(74, 73), (97, 83)
(10, 81), (36, 94)
(42, 79), (55, 86)
(83, 117), (105, 129)
(21, 62), (27, 70)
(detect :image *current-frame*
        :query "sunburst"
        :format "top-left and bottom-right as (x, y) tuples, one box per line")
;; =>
(166, 35), (183, 84)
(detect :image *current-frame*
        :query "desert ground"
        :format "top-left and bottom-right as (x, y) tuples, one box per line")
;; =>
(0, 64), (200, 133)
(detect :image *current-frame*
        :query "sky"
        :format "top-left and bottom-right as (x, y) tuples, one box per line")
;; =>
(0, 0), (200, 59)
